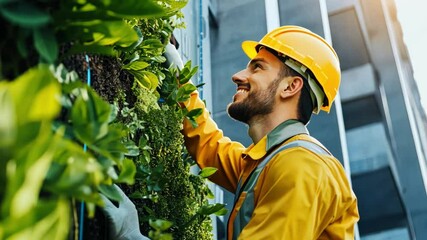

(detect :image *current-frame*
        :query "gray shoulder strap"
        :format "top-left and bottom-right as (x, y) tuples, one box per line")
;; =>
(234, 139), (331, 201)
(257, 139), (331, 169)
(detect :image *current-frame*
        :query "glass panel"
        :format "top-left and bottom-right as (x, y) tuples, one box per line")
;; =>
(346, 122), (393, 174)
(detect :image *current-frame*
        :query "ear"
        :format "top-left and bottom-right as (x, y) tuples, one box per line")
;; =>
(279, 76), (304, 99)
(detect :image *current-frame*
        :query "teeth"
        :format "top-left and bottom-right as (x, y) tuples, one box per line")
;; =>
(237, 89), (248, 93)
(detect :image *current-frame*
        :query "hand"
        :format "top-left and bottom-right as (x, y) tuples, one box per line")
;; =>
(164, 42), (184, 70)
(100, 184), (150, 240)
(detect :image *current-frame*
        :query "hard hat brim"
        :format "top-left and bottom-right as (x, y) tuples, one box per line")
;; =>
(242, 41), (260, 59)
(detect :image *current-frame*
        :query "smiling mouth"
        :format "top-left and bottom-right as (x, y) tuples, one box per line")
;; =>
(237, 89), (249, 94)
(233, 87), (249, 102)
(236, 83), (250, 93)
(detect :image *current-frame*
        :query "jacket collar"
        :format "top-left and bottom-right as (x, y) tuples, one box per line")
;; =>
(243, 120), (309, 160)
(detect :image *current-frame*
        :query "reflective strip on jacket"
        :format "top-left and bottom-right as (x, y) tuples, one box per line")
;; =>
(182, 90), (360, 239)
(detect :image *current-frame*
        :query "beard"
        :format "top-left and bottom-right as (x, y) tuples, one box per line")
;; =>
(227, 77), (281, 124)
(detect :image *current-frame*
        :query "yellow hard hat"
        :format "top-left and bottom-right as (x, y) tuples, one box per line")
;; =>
(241, 25), (340, 113)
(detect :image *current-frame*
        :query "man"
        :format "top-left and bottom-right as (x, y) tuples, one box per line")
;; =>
(104, 25), (359, 239)
(179, 25), (359, 239)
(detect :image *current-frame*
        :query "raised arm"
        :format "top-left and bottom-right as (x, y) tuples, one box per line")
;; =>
(182, 89), (246, 193)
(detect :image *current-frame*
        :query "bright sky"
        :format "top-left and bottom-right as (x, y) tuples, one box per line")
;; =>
(395, 0), (427, 111)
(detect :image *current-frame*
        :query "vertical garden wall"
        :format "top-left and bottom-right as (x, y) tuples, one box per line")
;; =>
(0, 0), (225, 239)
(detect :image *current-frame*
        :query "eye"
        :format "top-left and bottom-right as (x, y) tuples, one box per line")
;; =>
(253, 63), (262, 70)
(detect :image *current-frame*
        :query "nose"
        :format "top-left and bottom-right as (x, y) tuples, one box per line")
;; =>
(231, 69), (247, 84)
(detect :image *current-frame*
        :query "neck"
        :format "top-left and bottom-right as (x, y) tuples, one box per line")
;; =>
(248, 110), (294, 144)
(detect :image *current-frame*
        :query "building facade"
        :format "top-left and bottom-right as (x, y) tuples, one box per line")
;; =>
(175, 0), (427, 239)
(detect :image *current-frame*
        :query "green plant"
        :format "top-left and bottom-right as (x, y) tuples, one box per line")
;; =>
(0, 0), (165, 79)
(118, 60), (226, 240)
(0, 66), (67, 240)
(0, 64), (136, 239)
(1, 0), (227, 239)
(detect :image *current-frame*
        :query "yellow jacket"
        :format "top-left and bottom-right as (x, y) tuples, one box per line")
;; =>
(182, 91), (359, 239)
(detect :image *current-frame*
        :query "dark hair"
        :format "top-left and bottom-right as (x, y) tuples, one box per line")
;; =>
(257, 45), (313, 124)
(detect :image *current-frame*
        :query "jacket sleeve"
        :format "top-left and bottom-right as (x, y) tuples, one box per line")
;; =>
(182, 90), (246, 193)
(238, 148), (359, 240)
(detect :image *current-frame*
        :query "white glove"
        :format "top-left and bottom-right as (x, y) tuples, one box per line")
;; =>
(100, 185), (150, 240)
(164, 42), (184, 70)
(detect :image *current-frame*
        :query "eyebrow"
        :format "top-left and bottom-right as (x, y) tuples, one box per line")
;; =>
(248, 58), (266, 67)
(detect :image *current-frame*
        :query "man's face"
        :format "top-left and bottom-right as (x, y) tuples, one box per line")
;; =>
(227, 48), (285, 123)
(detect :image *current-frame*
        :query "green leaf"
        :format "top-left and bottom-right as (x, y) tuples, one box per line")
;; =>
(157, 70), (166, 81)
(117, 158), (137, 185)
(135, 78), (149, 90)
(6, 125), (56, 218)
(32, 199), (70, 239)
(89, 21), (139, 48)
(44, 162), (66, 184)
(141, 71), (159, 90)
(179, 63), (190, 78)
(156, 233), (173, 240)
(138, 137), (151, 150)
(186, 116), (198, 129)
(122, 51), (140, 65)
(199, 167), (218, 178)
(122, 60), (150, 71)
(52, 9), (120, 23)
(151, 55), (166, 63)
(185, 108), (202, 128)
(0, 2), (51, 27)
(117, 26), (144, 52)
(63, 21), (139, 50)
(163, 0), (188, 13)
(141, 39), (164, 51)
(8, 65), (60, 123)
(99, 184), (123, 202)
(86, 202), (97, 218)
(206, 187), (215, 199)
(214, 207), (228, 216)
(179, 66), (198, 84)
(198, 203), (227, 216)
(101, 0), (165, 18)
(133, 70), (159, 90)
(187, 108), (203, 119)
(1, 199), (69, 240)
(149, 219), (173, 231)
(33, 27), (58, 63)
(71, 87), (111, 144)
(109, 103), (118, 123)
(90, 125), (128, 163)
(128, 191), (148, 199)
(44, 138), (104, 193)
(124, 140), (140, 157)
(195, 82), (205, 88)
(0, 86), (16, 152)
(176, 84), (196, 102)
